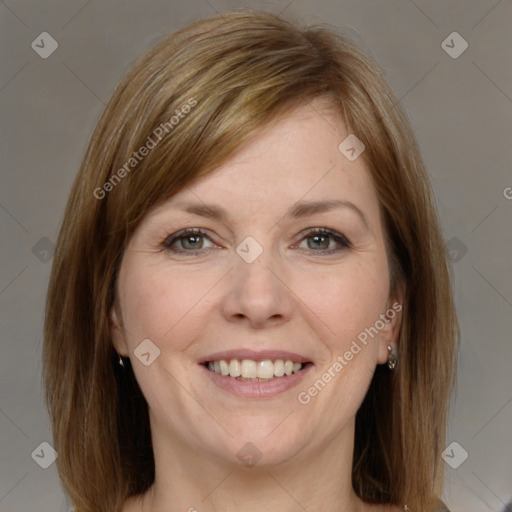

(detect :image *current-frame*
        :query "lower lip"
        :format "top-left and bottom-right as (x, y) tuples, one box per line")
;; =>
(201, 363), (313, 398)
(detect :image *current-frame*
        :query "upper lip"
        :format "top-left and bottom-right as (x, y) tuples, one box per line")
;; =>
(198, 349), (312, 364)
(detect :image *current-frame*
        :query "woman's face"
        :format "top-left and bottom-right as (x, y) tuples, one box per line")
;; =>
(110, 97), (403, 469)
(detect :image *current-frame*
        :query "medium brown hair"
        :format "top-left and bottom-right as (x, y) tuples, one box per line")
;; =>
(43, 9), (459, 512)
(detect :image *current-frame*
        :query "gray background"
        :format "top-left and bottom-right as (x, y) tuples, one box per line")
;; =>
(0, 1), (511, 511)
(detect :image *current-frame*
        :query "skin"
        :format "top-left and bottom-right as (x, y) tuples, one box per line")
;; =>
(111, 96), (405, 512)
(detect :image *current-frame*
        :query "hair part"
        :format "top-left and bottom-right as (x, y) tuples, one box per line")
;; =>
(43, 9), (459, 512)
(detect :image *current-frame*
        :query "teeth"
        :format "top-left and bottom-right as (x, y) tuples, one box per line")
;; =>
(219, 360), (229, 376)
(241, 359), (257, 378)
(274, 359), (285, 377)
(206, 358), (305, 380)
(257, 360), (274, 379)
(229, 359), (241, 377)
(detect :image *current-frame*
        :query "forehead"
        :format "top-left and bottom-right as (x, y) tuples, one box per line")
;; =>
(144, 98), (380, 228)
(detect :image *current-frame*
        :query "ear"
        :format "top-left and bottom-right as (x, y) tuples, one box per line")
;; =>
(377, 282), (406, 365)
(109, 301), (129, 357)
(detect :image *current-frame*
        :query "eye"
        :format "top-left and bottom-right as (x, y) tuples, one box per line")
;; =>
(295, 228), (351, 254)
(162, 227), (351, 256)
(162, 228), (215, 254)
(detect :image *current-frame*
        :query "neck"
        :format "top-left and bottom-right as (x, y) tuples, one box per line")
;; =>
(138, 418), (366, 512)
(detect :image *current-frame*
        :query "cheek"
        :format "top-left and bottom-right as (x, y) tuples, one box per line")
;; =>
(116, 264), (216, 416)
(297, 256), (390, 351)
(295, 259), (389, 428)
(118, 263), (216, 350)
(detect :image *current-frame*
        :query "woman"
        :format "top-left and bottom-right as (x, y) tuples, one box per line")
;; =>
(43, 9), (458, 512)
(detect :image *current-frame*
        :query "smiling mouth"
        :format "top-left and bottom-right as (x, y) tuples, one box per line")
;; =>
(203, 358), (312, 382)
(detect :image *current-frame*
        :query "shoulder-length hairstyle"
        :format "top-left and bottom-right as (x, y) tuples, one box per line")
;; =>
(43, 9), (459, 512)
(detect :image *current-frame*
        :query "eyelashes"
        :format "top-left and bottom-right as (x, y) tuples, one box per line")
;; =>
(293, 227), (351, 253)
(162, 228), (212, 254)
(162, 227), (351, 256)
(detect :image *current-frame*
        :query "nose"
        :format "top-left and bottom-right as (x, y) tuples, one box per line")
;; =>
(220, 244), (295, 329)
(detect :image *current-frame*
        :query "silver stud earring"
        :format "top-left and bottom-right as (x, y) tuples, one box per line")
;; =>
(118, 355), (125, 368)
(387, 345), (397, 370)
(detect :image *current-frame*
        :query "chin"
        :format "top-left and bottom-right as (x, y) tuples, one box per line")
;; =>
(211, 420), (312, 469)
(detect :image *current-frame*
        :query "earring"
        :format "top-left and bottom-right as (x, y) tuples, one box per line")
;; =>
(118, 354), (125, 368)
(387, 345), (397, 370)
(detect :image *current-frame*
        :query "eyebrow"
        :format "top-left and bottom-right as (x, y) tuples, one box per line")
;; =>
(172, 199), (369, 228)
